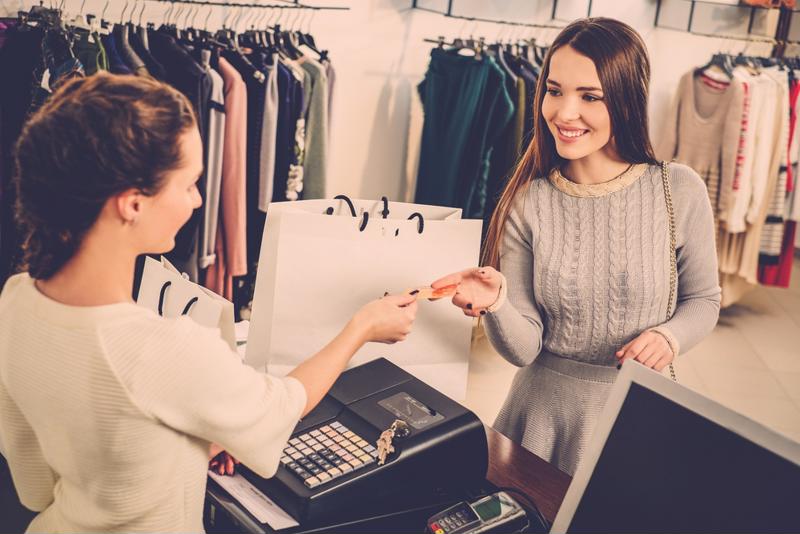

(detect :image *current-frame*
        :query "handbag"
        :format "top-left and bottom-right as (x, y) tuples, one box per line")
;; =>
(661, 161), (678, 382)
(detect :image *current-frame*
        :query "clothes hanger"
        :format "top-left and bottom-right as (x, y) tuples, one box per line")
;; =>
(135, 0), (149, 51)
(300, 9), (320, 54)
(95, 0), (111, 34)
(68, 0), (91, 30)
(696, 52), (734, 79)
(278, 7), (304, 60)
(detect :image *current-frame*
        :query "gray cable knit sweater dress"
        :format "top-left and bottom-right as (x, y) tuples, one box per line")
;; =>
(483, 162), (721, 475)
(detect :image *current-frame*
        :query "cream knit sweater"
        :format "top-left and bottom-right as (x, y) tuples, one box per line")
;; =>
(0, 274), (306, 532)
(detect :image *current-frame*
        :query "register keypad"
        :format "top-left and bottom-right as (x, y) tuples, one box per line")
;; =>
(280, 422), (378, 489)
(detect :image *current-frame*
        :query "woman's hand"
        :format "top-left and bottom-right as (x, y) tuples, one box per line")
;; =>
(209, 446), (239, 476)
(352, 294), (418, 344)
(431, 267), (503, 318)
(616, 331), (674, 371)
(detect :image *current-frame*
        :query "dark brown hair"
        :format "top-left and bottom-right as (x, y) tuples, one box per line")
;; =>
(14, 72), (197, 280)
(482, 17), (658, 268)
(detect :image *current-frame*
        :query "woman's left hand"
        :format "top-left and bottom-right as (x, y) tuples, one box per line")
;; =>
(209, 447), (239, 476)
(615, 331), (674, 371)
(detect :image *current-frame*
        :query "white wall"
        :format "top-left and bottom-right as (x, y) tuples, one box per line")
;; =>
(0, 0), (779, 200)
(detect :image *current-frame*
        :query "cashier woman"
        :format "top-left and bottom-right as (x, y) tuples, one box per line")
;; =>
(0, 73), (417, 533)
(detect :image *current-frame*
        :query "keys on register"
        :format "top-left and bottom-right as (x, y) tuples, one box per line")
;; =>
(279, 421), (379, 489)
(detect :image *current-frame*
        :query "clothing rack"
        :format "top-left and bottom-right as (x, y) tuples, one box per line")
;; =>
(411, 0), (564, 32)
(655, 0), (798, 53)
(151, 0), (349, 11)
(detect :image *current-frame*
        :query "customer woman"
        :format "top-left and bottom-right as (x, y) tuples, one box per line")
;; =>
(0, 73), (417, 532)
(432, 18), (720, 475)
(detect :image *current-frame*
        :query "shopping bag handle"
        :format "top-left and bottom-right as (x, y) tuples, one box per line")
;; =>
(327, 194), (357, 217)
(157, 281), (200, 317)
(181, 297), (199, 316)
(408, 212), (424, 234)
(380, 196), (390, 219)
(158, 281), (171, 316)
(325, 194), (369, 232)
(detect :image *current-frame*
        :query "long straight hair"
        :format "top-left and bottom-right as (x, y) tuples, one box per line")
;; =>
(482, 17), (658, 268)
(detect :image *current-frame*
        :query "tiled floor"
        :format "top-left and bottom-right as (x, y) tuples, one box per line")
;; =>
(463, 258), (800, 446)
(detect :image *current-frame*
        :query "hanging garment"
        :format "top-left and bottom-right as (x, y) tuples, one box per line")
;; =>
(758, 68), (791, 266)
(231, 48), (272, 313)
(199, 50), (226, 272)
(759, 75), (800, 287)
(517, 57), (539, 148)
(484, 49), (520, 238)
(0, 24), (44, 287)
(258, 52), (279, 212)
(72, 27), (106, 75)
(298, 56), (329, 200)
(717, 73), (785, 305)
(272, 59), (305, 203)
(415, 48), (513, 219)
(758, 220), (797, 287)
(30, 27), (85, 113)
(322, 58), (336, 137)
(205, 56), (248, 301)
(101, 33), (133, 75)
(148, 30), (212, 280)
(113, 25), (147, 76)
(130, 28), (165, 80)
(657, 70), (745, 219)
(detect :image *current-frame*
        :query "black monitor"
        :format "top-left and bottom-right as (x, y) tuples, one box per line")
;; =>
(551, 361), (800, 533)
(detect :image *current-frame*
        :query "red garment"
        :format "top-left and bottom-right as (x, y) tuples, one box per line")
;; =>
(787, 80), (800, 193)
(758, 221), (796, 287)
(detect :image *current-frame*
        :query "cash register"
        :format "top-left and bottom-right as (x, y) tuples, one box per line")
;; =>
(205, 357), (495, 532)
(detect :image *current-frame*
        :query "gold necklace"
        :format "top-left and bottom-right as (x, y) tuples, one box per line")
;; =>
(559, 163), (634, 184)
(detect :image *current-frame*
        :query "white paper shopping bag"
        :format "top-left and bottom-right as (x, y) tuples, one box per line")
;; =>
(245, 196), (482, 400)
(136, 256), (236, 352)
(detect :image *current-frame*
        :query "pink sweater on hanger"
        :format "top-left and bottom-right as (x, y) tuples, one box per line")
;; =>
(205, 57), (248, 300)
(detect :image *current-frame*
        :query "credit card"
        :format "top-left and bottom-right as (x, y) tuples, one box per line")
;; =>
(406, 284), (458, 300)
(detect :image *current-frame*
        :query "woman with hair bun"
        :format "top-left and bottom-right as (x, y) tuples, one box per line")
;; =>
(432, 18), (721, 475)
(0, 72), (417, 532)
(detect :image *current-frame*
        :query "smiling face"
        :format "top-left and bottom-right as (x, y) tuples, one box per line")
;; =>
(541, 45), (615, 162)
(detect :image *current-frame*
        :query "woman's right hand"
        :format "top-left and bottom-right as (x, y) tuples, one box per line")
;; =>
(431, 267), (503, 318)
(352, 294), (418, 344)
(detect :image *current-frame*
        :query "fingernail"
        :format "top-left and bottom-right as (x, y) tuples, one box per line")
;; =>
(480, 310), (486, 316)
(409, 289), (420, 295)
(466, 303), (473, 310)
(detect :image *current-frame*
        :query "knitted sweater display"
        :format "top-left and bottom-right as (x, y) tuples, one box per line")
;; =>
(659, 66), (800, 302)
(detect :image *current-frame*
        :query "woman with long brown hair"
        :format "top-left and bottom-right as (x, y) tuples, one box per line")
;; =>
(432, 18), (721, 475)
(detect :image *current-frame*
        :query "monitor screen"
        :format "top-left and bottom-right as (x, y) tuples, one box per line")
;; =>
(565, 383), (800, 533)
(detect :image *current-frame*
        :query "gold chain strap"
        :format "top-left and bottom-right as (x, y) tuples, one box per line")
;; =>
(661, 161), (678, 382)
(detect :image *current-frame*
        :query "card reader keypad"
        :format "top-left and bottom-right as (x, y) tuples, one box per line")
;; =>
(280, 421), (378, 489)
